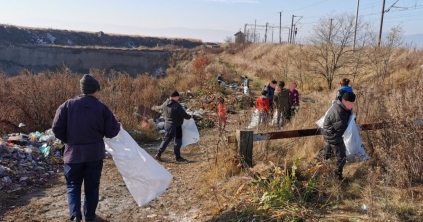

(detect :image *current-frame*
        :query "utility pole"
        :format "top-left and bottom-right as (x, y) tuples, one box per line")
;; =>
(378, 0), (386, 47)
(293, 25), (297, 44)
(289, 15), (294, 43)
(244, 24), (247, 36)
(353, 0), (360, 51)
(265, 22), (268, 43)
(328, 18), (334, 43)
(279, 11), (282, 43)
(272, 27), (274, 43)
(253, 20), (257, 43)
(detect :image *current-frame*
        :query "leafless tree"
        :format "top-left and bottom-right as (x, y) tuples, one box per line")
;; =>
(308, 13), (369, 89)
(270, 50), (290, 81)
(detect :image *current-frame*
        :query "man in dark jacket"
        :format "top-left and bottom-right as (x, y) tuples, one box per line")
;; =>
(263, 80), (277, 111)
(273, 81), (292, 128)
(52, 74), (120, 222)
(155, 91), (192, 162)
(323, 92), (356, 180)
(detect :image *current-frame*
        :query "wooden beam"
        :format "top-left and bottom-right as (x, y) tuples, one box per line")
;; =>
(228, 122), (385, 143)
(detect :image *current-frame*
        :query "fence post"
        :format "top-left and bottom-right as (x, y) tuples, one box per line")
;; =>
(236, 130), (253, 167)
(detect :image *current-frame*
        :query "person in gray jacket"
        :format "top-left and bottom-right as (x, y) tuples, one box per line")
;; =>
(155, 91), (192, 162)
(323, 92), (356, 180)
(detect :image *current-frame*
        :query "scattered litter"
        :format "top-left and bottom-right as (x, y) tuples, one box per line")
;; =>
(0, 128), (63, 191)
(361, 204), (368, 211)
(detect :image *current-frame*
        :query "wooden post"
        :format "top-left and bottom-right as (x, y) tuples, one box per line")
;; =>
(236, 130), (253, 167)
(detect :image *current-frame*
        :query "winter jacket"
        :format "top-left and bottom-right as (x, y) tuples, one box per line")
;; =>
(273, 87), (292, 112)
(256, 96), (270, 114)
(323, 100), (351, 145)
(336, 86), (353, 101)
(162, 99), (192, 127)
(289, 89), (300, 106)
(263, 84), (276, 101)
(52, 95), (120, 164)
(218, 103), (227, 118)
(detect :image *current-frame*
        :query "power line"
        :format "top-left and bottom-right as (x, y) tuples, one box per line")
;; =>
(285, 0), (330, 13)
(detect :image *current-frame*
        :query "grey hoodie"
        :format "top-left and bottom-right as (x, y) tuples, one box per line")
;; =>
(162, 99), (192, 126)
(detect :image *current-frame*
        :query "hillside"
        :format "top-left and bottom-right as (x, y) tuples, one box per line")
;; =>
(0, 24), (211, 76)
(0, 24), (203, 49)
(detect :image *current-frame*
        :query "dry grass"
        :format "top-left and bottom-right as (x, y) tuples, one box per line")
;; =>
(1, 41), (423, 221)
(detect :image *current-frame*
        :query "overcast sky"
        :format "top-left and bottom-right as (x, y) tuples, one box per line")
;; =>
(0, 0), (422, 42)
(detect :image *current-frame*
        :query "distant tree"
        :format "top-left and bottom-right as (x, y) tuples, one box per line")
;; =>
(224, 36), (233, 43)
(308, 13), (368, 89)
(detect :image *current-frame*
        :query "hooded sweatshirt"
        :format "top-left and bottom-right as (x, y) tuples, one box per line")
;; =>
(162, 99), (192, 127)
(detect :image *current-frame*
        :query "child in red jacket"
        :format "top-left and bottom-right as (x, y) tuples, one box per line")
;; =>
(217, 98), (227, 131)
(256, 90), (270, 125)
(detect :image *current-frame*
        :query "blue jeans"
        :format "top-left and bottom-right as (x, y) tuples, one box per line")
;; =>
(157, 125), (183, 158)
(64, 160), (103, 221)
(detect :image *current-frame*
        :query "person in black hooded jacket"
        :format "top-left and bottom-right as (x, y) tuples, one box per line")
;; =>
(155, 91), (192, 162)
(323, 92), (356, 180)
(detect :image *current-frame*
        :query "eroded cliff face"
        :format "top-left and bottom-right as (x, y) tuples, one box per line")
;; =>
(0, 24), (204, 76)
(0, 43), (170, 76)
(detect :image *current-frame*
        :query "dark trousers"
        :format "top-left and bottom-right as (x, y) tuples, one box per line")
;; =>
(64, 160), (103, 221)
(324, 143), (347, 176)
(157, 125), (183, 158)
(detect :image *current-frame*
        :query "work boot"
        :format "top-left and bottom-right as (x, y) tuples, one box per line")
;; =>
(155, 154), (162, 162)
(176, 157), (188, 162)
(72, 217), (81, 222)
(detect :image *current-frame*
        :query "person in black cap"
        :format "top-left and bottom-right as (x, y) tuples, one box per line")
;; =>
(155, 91), (192, 162)
(322, 92), (356, 181)
(52, 74), (120, 221)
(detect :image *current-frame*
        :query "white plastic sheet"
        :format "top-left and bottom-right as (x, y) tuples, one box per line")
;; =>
(247, 109), (259, 129)
(344, 115), (370, 162)
(104, 127), (173, 206)
(181, 118), (200, 148)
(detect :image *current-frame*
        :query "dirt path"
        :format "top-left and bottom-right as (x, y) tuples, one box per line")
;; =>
(0, 130), (240, 222)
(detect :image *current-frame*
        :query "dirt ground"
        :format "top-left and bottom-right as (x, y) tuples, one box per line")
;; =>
(0, 125), (251, 222)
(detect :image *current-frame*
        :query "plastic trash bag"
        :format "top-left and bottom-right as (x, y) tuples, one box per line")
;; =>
(39, 143), (51, 157)
(247, 109), (260, 129)
(344, 115), (370, 162)
(270, 109), (279, 127)
(181, 118), (200, 148)
(104, 127), (173, 206)
(316, 100), (337, 128)
(243, 86), (250, 95)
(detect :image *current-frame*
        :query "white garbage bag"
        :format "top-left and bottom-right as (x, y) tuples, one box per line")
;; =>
(316, 100), (337, 128)
(104, 127), (173, 206)
(344, 115), (370, 162)
(247, 109), (260, 129)
(270, 109), (279, 127)
(243, 86), (250, 95)
(181, 118), (200, 148)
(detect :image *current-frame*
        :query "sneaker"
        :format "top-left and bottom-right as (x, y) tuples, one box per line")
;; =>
(155, 154), (162, 162)
(176, 157), (188, 162)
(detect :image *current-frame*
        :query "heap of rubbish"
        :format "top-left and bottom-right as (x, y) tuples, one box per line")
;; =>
(134, 91), (255, 132)
(0, 129), (63, 191)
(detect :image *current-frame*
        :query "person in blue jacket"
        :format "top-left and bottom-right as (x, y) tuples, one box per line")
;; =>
(52, 74), (120, 222)
(336, 78), (353, 101)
